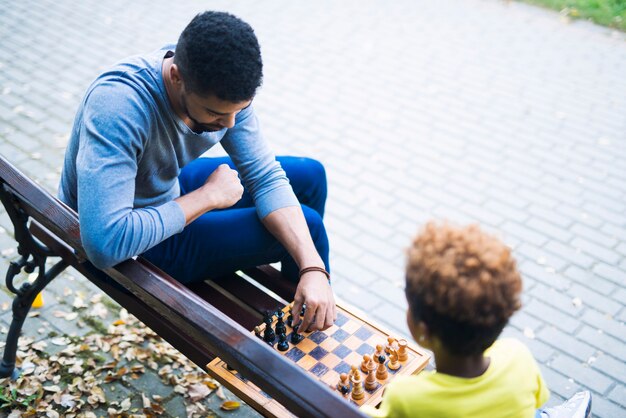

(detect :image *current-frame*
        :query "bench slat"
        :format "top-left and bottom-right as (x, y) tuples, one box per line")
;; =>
(243, 266), (297, 302)
(211, 273), (286, 317)
(185, 278), (262, 330)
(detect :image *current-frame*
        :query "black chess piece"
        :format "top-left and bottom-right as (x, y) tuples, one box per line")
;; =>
(286, 313), (293, 327)
(277, 333), (289, 351)
(264, 327), (276, 346)
(377, 354), (386, 365)
(290, 325), (304, 344)
(275, 311), (287, 335)
(300, 304), (306, 316)
(263, 312), (276, 345)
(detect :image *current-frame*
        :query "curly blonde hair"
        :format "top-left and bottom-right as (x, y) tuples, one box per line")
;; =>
(406, 222), (522, 355)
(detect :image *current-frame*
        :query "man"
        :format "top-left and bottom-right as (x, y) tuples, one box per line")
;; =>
(59, 11), (336, 331)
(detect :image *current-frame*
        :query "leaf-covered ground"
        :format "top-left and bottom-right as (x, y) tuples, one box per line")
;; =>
(0, 291), (243, 418)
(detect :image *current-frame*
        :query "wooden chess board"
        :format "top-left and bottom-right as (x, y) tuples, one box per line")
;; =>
(207, 303), (431, 417)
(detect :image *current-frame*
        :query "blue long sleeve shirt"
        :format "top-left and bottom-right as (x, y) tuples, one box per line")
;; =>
(59, 45), (298, 269)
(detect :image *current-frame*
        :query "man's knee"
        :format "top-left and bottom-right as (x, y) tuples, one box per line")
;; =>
(281, 157), (328, 217)
(280, 156), (327, 187)
(301, 157), (327, 188)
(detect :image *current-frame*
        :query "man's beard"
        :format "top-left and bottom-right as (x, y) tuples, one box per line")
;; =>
(181, 95), (223, 133)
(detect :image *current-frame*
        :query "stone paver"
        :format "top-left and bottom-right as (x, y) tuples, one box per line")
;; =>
(1, 0), (625, 416)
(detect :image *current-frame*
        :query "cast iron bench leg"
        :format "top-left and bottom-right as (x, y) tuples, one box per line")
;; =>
(0, 183), (69, 378)
(0, 257), (67, 378)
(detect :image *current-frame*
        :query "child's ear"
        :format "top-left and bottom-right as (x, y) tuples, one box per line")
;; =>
(417, 321), (429, 341)
(416, 321), (433, 349)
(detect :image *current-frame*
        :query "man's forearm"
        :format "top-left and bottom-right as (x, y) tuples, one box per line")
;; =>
(261, 205), (325, 270)
(262, 204), (336, 331)
(174, 163), (244, 225)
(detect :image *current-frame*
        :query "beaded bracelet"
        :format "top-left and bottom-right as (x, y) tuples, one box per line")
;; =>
(299, 266), (331, 283)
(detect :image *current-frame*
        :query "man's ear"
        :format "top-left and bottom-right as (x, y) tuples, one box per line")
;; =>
(170, 64), (183, 86)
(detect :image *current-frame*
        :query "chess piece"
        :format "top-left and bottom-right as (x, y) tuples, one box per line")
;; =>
(388, 349), (401, 370)
(263, 312), (276, 345)
(337, 373), (351, 396)
(254, 326), (263, 339)
(397, 339), (409, 362)
(350, 369), (365, 401)
(374, 344), (385, 360)
(365, 367), (377, 391)
(385, 337), (397, 354)
(363, 355), (376, 390)
(263, 328), (276, 345)
(360, 354), (371, 373)
(277, 332), (289, 351)
(377, 353), (386, 365)
(275, 310), (287, 335)
(374, 344), (386, 365)
(290, 325), (304, 344)
(376, 355), (389, 380)
(287, 302), (295, 327)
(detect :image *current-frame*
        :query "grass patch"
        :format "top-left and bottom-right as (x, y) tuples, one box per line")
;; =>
(82, 316), (109, 335)
(101, 295), (121, 313)
(521, 0), (626, 31)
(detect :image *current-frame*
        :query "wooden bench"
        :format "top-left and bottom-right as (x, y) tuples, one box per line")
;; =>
(0, 154), (367, 418)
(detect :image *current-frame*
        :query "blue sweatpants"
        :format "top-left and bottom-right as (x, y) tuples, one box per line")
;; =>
(142, 156), (329, 284)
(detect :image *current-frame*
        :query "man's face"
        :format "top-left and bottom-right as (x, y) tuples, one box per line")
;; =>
(180, 89), (252, 134)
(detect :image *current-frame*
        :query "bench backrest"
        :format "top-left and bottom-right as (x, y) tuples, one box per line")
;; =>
(0, 155), (367, 418)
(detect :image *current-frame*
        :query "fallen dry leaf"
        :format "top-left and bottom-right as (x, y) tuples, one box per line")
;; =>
(73, 296), (86, 309)
(120, 397), (131, 411)
(188, 383), (212, 402)
(215, 386), (227, 400)
(60, 393), (77, 408)
(89, 303), (108, 319)
(220, 400), (241, 411)
(205, 380), (219, 390)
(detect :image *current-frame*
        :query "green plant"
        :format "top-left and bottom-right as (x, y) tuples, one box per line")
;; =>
(522, 0), (626, 31)
(0, 387), (39, 410)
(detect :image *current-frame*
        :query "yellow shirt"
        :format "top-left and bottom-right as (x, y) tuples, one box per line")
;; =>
(364, 338), (549, 418)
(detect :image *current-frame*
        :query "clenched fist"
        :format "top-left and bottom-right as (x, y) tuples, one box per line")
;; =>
(202, 164), (244, 209)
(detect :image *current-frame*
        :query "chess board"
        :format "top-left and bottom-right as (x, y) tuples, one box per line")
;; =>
(207, 303), (431, 418)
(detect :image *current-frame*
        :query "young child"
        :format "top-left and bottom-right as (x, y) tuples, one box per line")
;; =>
(365, 222), (591, 418)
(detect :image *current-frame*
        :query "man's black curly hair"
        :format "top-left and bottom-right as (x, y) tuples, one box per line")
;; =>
(174, 11), (263, 102)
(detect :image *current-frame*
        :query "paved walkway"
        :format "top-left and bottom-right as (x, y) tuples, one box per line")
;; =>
(0, 0), (625, 416)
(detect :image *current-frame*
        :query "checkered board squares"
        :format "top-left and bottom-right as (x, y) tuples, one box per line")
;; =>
(207, 303), (431, 418)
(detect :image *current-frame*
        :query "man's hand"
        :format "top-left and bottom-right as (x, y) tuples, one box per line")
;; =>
(175, 164), (243, 225)
(292, 270), (337, 332)
(201, 164), (244, 209)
